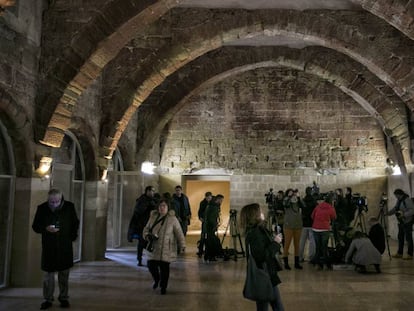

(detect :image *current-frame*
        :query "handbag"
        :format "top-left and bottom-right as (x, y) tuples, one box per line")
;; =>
(145, 215), (166, 252)
(243, 245), (277, 302)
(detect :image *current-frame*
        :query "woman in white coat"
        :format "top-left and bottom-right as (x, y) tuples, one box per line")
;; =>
(345, 231), (381, 273)
(143, 199), (186, 294)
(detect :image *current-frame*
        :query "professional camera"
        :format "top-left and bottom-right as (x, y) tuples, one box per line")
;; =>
(146, 233), (159, 252)
(353, 193), (368, 213)
(230, 209), (238, 216)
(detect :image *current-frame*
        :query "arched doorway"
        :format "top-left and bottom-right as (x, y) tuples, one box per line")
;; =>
(50, 131), (85, 261)
(106, 148), (126, 249)
(0, 120), (15, 288)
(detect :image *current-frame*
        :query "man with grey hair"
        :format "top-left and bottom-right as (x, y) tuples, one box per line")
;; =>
(32, 189), (79, 309)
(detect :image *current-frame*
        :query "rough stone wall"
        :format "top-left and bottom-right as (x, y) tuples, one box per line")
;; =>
(158, 66), (388, 211)
(160, 67), (387, 174)
(0, 0), (42, 129)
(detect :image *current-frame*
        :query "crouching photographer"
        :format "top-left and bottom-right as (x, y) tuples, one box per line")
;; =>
(143, 199), (186, 295)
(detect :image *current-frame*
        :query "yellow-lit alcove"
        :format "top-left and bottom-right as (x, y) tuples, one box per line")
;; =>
(181, 175), (230, 234)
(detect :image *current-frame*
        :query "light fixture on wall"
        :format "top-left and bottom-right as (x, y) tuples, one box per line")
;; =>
(385, 158), (401, 176)
(36, 156), (53, 178)
(141, 161), (156, 175)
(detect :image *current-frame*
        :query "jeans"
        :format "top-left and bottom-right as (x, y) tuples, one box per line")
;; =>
(299, 227), (315, 261)
(397, 222), (413, 256)
(312, 230), (330, 267)
(255, 285), (284, 311)
(43, 269), (70, 302)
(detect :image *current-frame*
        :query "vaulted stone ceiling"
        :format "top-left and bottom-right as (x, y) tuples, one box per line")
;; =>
(35, 0), (414, 174)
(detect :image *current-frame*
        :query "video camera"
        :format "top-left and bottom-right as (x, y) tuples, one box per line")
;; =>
(229, 209), (238, 216)
(352, 193), (368, 213)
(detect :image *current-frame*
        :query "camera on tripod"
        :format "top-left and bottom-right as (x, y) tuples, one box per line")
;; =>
(353, 193), (368, 213)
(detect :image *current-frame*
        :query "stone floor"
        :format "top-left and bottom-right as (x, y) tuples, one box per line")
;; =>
(1, 237), (414, 311)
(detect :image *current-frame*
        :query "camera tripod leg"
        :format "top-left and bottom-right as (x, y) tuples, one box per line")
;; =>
(377, 210), (392, 260)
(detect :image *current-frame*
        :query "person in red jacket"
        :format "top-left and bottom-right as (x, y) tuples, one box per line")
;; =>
(311, 193), (336, 270)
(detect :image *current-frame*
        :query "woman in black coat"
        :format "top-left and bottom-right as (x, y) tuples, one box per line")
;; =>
(239, 203), (284, 311)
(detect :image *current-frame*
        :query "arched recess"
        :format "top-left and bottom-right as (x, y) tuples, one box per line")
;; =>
(352, 0), (414, 40)
(99, 9), (414, 159)
(50, 131), (85, 262)
(132, 46), (410, 169)
(0, 119), (15, 288)
(106, 148), (125, 250)
(35, 0), (179, 146)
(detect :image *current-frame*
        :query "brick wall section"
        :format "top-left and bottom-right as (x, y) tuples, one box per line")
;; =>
(159, 67), (387, 176)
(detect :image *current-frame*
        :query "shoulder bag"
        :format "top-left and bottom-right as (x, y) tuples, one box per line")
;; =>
(243, 244), (277, 302)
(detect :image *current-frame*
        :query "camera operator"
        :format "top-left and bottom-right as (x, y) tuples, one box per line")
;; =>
(282, 189), (304, 270)
(383, 189), (414, 260)
(344, 187), (357, 226)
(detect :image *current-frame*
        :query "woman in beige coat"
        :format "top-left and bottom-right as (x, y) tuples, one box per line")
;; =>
(143, 199), (186, 295)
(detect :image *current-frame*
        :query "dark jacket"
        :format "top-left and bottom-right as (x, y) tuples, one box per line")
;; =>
(245, 224), (281, 286)
(127, 194), (157, 241)
(198, 198), (209, 221)
(32, 200), (79, 272)
(172, 193), (192, 223)
(205, 202), (220, 230)
(368, 223), (386, 255)
(302, 194), (317, 227)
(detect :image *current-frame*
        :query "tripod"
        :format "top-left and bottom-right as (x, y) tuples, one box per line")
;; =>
(221, 210), (245, 261)
(352, 209), (367, 234)
(377, 208), (392, 259)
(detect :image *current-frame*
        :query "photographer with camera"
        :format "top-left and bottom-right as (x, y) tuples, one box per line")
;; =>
(383, 189), (414, 260)
(143, 199), (185, 295)
(282, 189), (304, 270)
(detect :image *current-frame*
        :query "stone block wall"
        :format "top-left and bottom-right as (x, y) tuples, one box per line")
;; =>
(160, 67), (387, 176)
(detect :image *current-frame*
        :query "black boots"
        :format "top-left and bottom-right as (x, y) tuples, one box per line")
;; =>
(283, 257), (291, 270)
(294, 256), (303, 270)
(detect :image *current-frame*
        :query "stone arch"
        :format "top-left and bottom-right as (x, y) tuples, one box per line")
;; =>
(69, 123), (99, 181)
(99, 9), (414, 159)
(36, 0), (178, 146)
(0, 88), (33, 177)
(131, 46), (410, 167)
(352, 0), (414, 40)
(37, 7), (414, 155)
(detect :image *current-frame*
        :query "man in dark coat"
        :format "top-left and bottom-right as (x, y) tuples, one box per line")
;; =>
(204, 194), (224, 261)
(172, 185), (192, 236)
(127, 185), (157, 266)
(197, 191), (213, 257)
(32, 188), (79, 310)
